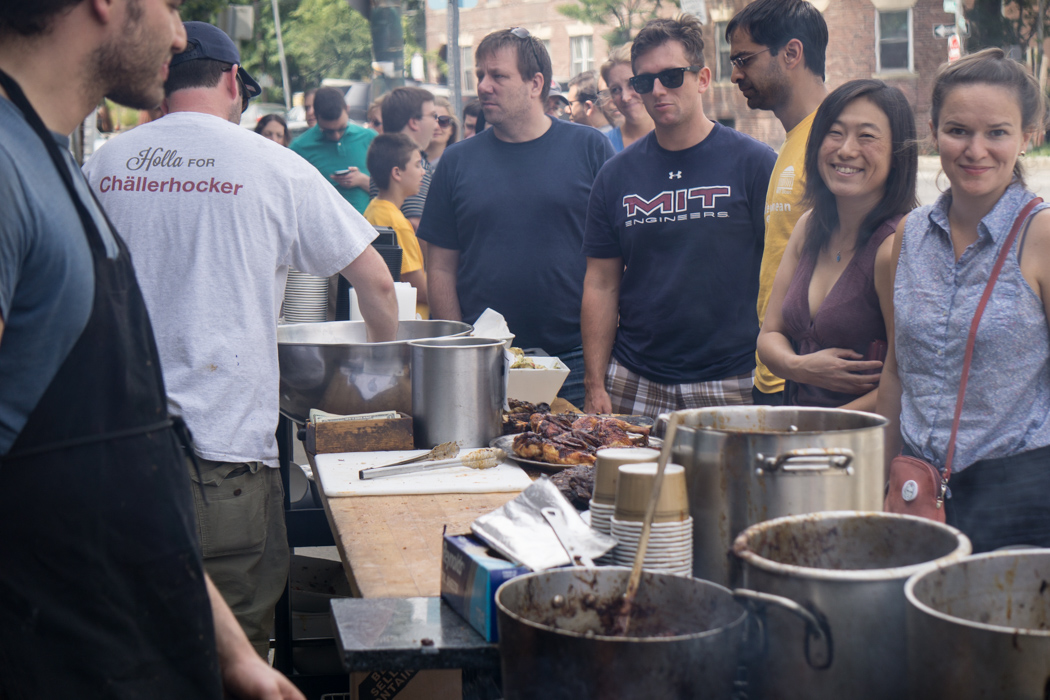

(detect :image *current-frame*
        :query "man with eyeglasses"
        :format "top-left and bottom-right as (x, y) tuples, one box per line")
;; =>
(567, 70), (612, 134)
(581, 15), (776, 417)
(727, 0), (829, 406)
(84, 21), (398, 656)
(419, 27), (614, 408)
(291, 86), (375, 214)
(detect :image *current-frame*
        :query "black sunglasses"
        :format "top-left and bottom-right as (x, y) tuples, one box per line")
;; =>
(222, 65), (251, 114)
(628, 65), (701, 94)
(436, 115), (452, 127)
(509, 27), (545, 75)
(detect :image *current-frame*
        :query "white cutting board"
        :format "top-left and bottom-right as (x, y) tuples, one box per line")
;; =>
(314, 450), (533, 497)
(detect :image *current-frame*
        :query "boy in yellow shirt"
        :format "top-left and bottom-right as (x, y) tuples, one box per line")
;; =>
(364, 134), (428, 318)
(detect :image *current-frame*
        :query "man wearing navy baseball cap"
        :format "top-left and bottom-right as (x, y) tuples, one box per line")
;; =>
(85, 20), (398, 658)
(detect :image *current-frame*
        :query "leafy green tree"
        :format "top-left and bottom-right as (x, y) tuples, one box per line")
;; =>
(557, 0), (671, 48)
(284, 0), (373, 87)
(967, 0), (1047, 54)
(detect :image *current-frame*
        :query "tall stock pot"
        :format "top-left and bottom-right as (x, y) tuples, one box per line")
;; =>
(906, 549), (1050, 699)
(664, 406), (886, 586)
(733, 511), (972, 700)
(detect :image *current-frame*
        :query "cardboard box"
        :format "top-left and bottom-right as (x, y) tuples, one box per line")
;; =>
(350, 669), (460, 700)
(507, 356), (570, 405)
(441, 534), (530, 642)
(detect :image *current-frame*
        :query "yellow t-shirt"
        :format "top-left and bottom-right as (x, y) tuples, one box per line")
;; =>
(754, 111), (817, 395)
(363, 197), (429, 319)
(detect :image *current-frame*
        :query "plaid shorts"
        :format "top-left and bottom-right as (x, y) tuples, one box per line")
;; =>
(605, 356), (754, 417)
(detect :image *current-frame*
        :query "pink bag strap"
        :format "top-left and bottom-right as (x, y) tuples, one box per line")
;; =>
(941, 197), (1043, 493)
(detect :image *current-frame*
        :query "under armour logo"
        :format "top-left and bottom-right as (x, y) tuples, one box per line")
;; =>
(669, 171), (682, 179)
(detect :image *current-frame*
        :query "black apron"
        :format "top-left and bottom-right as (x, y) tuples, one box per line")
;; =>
(0, 71), (222, 699)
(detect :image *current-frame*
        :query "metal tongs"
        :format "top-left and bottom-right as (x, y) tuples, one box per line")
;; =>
(359, 447), (505, 480)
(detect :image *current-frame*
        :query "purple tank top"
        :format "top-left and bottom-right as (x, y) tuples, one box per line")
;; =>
(780, 216), (900, 407)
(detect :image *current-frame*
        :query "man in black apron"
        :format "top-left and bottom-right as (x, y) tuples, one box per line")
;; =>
(0, 2), (303, 698)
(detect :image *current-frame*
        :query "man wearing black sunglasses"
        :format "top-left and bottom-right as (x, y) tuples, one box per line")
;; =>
(727, 0), (829, 406)
(84, 21), (398, 660)
(581, 15), (776, 417)
(419, 27), (614, 407)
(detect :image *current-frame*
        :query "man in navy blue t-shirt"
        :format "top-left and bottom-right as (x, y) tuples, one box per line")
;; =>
(418, 29), (614, 407)
(581, 15), (776, 417)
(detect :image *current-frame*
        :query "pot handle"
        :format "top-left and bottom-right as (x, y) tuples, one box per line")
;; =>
(733, 588), (834, 671)
(755, 448), (854, 474)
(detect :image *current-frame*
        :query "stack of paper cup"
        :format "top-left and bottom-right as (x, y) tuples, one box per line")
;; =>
(590, 447), (660, 565)
(610, 462), (692, 575)
(283, 269), (329, 323)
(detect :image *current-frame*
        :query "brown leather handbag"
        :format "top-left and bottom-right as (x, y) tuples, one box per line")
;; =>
(885, 198), (1043, 521)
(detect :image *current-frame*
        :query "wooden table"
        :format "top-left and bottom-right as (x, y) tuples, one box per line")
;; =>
(315, 399), (576, 598)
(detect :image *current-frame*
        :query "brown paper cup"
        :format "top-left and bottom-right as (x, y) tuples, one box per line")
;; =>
(614, 462), (689, 523)
(593, 447), (661, 505)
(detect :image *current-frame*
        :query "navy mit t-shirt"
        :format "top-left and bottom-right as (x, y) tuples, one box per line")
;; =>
(583, 124), (776, 384)
(418, 118), (614, 354)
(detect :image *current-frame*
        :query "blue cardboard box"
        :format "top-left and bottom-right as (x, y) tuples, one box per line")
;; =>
(440, 533), (530, 642)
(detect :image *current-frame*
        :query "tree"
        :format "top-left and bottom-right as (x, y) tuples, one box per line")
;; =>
(283, 0), (373, 87)
(967, 0), (1047, 55)
(557, 0), (671, 48)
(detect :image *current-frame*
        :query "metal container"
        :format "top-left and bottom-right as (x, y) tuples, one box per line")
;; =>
(495, 567), (749, 700)
(906, 549), (1050, 699)
(665, 406), (887, 586)
(276, 320), (471, 424)
(409, 337), (505, 448)
(733, 511), (972, 700)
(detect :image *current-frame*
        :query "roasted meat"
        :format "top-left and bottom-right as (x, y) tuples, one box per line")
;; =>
(511, 413), (650, 464)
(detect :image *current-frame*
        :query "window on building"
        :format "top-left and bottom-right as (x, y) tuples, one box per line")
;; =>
(461, 46), (476, 91)
(877, 9), (912, 72)
(541, 39), (551, 60)
(570, 36), (594, 76)
(715, 21), (733, 82)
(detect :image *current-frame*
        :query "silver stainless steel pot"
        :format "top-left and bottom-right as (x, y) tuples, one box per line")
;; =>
(276, 320), (472, 423)
(663, 406), (887, 586)
(733, 511), (972, 700)
(906, 549), (1050, 699)
(495, 567), (824, 700)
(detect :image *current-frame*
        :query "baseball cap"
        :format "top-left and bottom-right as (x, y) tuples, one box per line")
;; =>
(547, 84), (569, 105)
(171, 21), (262, 98)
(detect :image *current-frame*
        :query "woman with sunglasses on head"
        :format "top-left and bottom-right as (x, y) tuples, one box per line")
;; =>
(425, 96), (459, 167)
(758, 79), (917, 410)
(599, 43), (654, 153)
(877, 49), (1050, 552)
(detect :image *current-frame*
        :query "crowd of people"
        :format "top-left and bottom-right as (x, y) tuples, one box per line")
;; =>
(3, 0), (1050, 695)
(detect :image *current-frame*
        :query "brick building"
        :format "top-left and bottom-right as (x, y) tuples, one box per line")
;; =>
(425, 0), (960, 149)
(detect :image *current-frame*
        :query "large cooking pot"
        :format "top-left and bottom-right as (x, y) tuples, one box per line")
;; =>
(733, 511), (972, 700)
(495, 566), (828, 700)
(277, 320), (472, 423)
(496, 567), (750, 700)
(664, 406), (886, 586)
(906, 549), (1050, 699)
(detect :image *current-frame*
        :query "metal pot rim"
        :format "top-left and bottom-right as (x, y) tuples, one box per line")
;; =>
(494, 566), (749, 643)
(669, 406), (888, 435)
(732, 511), (973, 582)
(277, 320), (473, 347)
(904, 549), (1050, 637)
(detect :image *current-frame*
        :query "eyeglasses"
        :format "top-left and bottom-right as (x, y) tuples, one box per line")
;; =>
(508, 27), (545, 74)
(436, 115), (452, 127)
(628, 65), (701, 94)
(571, 93), (598, 106)
(729, 47), (773, 69)
(606, 86), (626, 99)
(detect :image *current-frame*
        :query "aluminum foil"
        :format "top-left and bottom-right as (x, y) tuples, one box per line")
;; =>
(471, 477), (617, 571)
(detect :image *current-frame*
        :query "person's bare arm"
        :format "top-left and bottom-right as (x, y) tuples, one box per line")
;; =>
(407, 216), (421, 232)
(581, 257), (623, 414)
(331, 167), (370, 191)
(402, 268), (428, 306)
(875, 216), (907, 478)
(206, 575), (305, 700)
(0, 317), (4, 345)
(426, 244), (462, 321)
(339, 246), (398, 342)
(758, 212), (881, 395)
